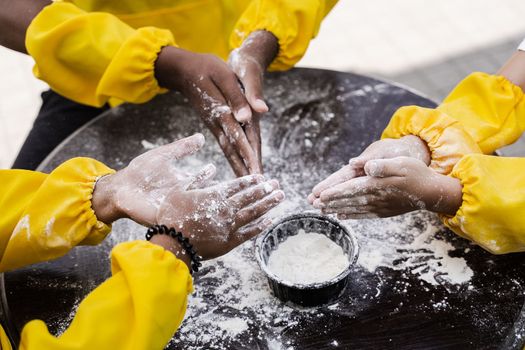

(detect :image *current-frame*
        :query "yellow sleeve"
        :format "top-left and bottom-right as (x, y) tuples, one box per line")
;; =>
(437, 72), (525, 154)
(381, 106), (482, 174)
(26, 2), (175, 107)
(19, 241), (193, 350)
(0, 158), (114, 272)
(442, 154), (525, 254)
(230, 0), (338, 71)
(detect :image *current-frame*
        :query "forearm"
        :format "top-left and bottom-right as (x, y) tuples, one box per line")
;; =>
(20, 241), (192, 350)
(497, 50), (525, 92)
(26, 2), (174, 106)
(0, 158), (114, 272)
(0, 0), (49, 53)
(425, 174), (463, 216)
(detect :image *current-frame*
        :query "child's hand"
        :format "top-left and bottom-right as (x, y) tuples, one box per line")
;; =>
(312, 157), (462, 219)
(308, 135), (430, 204)
(157, 175), (284, 259)
(227, 30), (279, 173)
(92, 133), (284, 259)
(154, 46), (259, 176)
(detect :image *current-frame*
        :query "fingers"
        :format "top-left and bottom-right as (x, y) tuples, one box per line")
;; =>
(187, 163), (217, 189)
(201, 83), (255, 176)
(244, 116), (263, 174)
(322, 205), (377, 215)
(232, 217), (273, 245)
(229, 179), (279, 209)
(221, 174), (266, 197)
(338, 213), (380, 220)
(364, 158), (408, 178)
(212, 70), (252, 123)
(148, 133), (205, 160)
(311, 164), (361, 198)
(233, 190), (285, 230)
(313, 194), (380, 209)
(219, 112), (260, 175)
(215, 131), (250, 176)
(239, 64), (268, 114)
(319, 176), (386, 203)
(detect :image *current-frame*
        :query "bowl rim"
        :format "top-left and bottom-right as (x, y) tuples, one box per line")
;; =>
(255, 212), (359, 289)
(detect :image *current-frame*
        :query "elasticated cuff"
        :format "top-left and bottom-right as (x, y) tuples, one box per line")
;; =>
(98, 27), (175, 106)
(437, 72), (525, 154)
(0, 158), (115, 271)
(229, 0), (326, 71)
(382, 106), (482, 175)
(441, 154), (525, 254)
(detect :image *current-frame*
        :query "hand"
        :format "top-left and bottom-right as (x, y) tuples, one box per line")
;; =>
(154, 46), (258, 176)
(312, 157), (462, 219)
(157, 175), (284, 259)
(308, 135), (430, 204)
(228, 30), (279, 173)
(92, 133), (285, 259)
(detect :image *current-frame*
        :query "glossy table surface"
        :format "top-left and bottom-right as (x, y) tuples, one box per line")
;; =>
(2, 68), (524, 350)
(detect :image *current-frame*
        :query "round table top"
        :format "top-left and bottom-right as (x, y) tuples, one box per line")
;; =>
(3, 68), (525, 350)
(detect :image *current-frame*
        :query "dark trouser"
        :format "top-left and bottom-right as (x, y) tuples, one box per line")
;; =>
(12, 90), (108, 170)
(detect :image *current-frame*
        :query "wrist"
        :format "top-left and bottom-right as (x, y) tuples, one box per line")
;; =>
(401, 135), (431, 165)
(154, 45), (188, 90)
(91, 174), (122, 224)
(239, 30), (279, 69)
(150, 234), (192, 270)
(426, 174), (463, 216)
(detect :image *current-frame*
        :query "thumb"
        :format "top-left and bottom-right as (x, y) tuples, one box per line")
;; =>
(241, 65), (268, 114)
(364, 158), (408, 178)
(151, 133), (205, 160)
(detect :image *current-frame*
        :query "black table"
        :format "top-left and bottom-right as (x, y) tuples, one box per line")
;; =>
(2, 68), (524, 349)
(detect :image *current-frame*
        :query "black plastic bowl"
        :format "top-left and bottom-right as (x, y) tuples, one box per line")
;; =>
(255, 213), (359, 307)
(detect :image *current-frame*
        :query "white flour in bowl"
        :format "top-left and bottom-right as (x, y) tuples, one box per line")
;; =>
(267, 230), (349, 284)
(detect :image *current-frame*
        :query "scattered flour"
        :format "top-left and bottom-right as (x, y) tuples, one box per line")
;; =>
(349, 213), (473, 285)
(267, 230), (349, 285)
(126, 80), (476, 349)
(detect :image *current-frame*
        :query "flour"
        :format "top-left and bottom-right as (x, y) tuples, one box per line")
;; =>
(267, 230), (348, 285)
(346, 212), (473, 286)
(128, 80), (476, 349)
(12, 215), (31, 241)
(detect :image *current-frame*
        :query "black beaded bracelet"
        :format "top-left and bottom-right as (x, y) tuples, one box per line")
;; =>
(146, 225), (202, 274)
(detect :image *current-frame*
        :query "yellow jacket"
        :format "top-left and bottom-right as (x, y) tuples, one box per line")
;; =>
(26, 0), (338, 107)
(382, 72), (525, 254)
(0, 158), (192, 349)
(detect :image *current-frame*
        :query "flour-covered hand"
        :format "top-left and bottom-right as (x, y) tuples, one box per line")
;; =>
(313, 157), (462, 219)
(308, 135), (431, 204)
(157, 175), (284, 259)
(92, 133), (284, 259)
(155, 46), (259, 176)
(228, 30), (279, 173)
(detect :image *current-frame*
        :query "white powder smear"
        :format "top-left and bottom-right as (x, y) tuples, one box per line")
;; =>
(348, 212), (473, 286)
(267, 230), (348, 284)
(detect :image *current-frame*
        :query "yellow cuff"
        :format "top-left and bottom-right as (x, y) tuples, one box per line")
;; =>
(437, 72), (525, 154)
(230, 0), (326, 71)
(98, 27), (175, 106)
(442, 154), (525, 254)
(382, 106), (482, 174)
(27, 2), (175, 107)
(0, 158), (115, 271)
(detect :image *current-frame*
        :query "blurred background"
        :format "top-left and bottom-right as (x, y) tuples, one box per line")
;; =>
(1, 0), (525, 168)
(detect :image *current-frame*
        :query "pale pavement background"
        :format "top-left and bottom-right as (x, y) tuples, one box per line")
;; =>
(1, 0), (525, 168)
